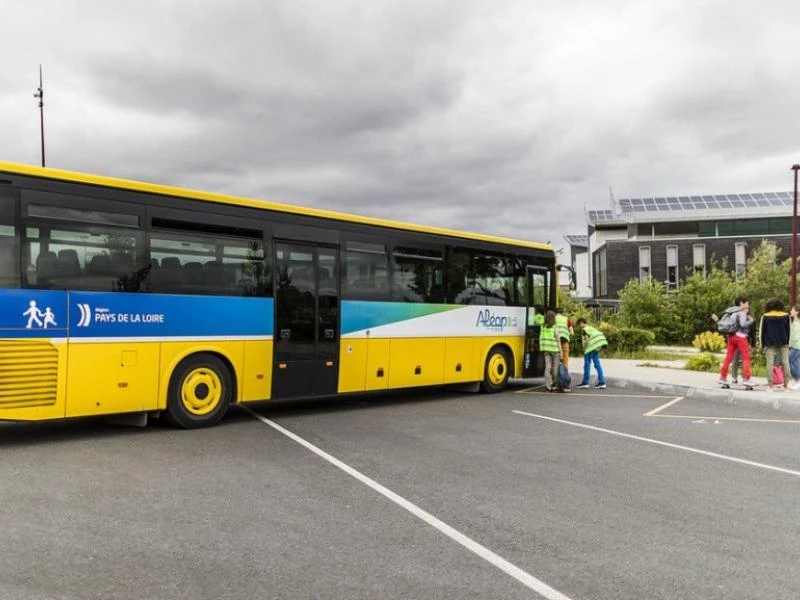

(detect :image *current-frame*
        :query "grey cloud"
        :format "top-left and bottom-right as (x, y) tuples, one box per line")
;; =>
(4, 0), (800, 251)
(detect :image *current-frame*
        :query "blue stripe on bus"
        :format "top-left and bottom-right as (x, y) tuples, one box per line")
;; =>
(0, 289), (273, 338)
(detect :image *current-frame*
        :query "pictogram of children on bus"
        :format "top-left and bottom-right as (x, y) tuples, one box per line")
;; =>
(23, 300), (58, 329)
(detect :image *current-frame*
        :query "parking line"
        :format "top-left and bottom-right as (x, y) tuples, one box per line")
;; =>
(643, 396), (685, 416)
(519, 390), (674, 399)
(516, 385), (546, 393)
(513, 410), (800, 478)
(650, 414), (800, 424)
(244, 406), (572, 600)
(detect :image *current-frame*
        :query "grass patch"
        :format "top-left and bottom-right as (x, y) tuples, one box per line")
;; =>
(602, 349), (696, 361)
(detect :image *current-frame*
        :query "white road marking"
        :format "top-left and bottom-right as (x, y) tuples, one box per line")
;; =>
(520, 391), (673, 398)
(643, 396), (685, 416)
(513, 410), (800, 478)
(244, 407), (572, 600)
(515, 385), (546, 393)
(652, 414), (800, 424)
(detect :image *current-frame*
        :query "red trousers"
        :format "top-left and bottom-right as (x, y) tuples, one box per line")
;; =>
(720, 335), (751, 380)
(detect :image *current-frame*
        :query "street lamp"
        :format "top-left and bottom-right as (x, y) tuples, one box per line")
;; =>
(33, 64), (45, 167)
(792, 164), (800, 306)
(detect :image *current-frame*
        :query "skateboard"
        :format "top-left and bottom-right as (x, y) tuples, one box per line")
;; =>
(719, 382), (754, 391)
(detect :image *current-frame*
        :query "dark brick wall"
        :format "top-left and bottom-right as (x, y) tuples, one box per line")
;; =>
(593, 236), (793, 299)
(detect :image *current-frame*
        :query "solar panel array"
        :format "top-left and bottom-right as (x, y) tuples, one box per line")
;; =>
(563, 234), (588, 246)
(618, 192), (793, 213)
(587, 209), (617, 223)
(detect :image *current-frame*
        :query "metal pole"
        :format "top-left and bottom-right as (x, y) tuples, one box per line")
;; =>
(33, 65), (45, 167)
(792, 164), (800, 307)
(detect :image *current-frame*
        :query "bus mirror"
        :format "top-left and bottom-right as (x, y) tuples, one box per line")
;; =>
(556, 264), (576, 291)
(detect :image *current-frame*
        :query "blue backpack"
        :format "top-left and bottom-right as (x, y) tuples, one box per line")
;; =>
(557, 363), (572, 389)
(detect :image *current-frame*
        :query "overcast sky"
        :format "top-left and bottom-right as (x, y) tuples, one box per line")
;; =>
(3, 1), (800, 255)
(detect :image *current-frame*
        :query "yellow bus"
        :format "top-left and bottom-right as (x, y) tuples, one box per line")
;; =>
(0, 162), (556, 428)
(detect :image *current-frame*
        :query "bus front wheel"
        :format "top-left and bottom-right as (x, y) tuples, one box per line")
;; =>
(165, 353), (233, 428)
(481, 346), (511, 393)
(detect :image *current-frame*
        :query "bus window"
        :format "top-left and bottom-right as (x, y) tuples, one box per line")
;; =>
(391, 246), (444, 303)
(22, 202), (144, 292)
(0, 188), (17, 289)
(472, 252), (521, 306)
(343, 241), (388, 300)
(149, 227), (267, 297)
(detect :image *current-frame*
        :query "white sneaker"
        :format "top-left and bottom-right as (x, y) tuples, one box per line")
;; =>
(790, 381), (800, 391)
(717, 378), (728, 385)
(742, 379), (754, 387)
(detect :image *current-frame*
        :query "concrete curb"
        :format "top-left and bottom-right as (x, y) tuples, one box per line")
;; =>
(589, 373), (800, 416)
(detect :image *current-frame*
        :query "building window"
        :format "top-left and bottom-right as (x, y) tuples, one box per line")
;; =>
(693, 244), (706, 275)
(639, 246), (651, 280)
(735, 242), (747, 281)
(666, 245), (679, 291)
(593, 248), (607, 296)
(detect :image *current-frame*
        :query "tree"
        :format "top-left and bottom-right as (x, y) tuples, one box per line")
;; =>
(673, 262), (740, 343)
(616, 278), (678, 343)
(740, 240), (790, 318)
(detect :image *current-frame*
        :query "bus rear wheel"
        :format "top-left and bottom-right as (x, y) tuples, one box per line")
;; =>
(165, 353), (232, 429)
(481, 346), (511, 393)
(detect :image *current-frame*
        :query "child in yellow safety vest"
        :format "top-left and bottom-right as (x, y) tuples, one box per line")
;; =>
(539, 311), (561, 392)
(574, 318), (607, 389)
(554, 307), (574, 368)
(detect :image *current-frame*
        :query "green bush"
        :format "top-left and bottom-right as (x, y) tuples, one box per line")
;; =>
(685, 352), (720, 372)
(616, 278), (683, 344)
(692, 331), (726, 353)
(598, 322), (654, 353)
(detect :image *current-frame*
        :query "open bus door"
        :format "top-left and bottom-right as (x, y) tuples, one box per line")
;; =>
(523, 266), (550, 378)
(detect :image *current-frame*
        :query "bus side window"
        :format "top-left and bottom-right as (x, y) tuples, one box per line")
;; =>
(342, 241), (388, 301)
(149, 224), (267, 297)
(0, 187), (18, 289)
(391, 246), (444, 303)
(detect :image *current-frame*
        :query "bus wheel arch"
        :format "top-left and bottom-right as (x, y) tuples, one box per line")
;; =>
(481, 344), (513, 393)
(164, 352), (235, 428)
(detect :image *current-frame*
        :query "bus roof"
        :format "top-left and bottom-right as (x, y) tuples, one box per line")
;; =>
(0, 161), (552, 252)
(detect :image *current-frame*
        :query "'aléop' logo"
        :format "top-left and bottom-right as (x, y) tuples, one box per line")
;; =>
(475, 309), (517, 332)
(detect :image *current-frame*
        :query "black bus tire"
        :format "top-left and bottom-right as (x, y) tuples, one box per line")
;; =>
(165, 353), (233, 429)
(481, 346), (511, 393)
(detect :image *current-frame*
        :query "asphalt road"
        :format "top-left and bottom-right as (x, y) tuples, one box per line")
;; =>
(2, 383), (800, 600)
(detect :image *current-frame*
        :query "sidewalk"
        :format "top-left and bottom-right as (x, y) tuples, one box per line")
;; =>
(570, 358), (800, 415)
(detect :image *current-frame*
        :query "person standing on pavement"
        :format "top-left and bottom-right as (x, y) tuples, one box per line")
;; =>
(717, 296), (754, 387)
(711, 312), (742, 384)
(759, 298), (791, 392)
(539, 310), (561, 392)
(789, 305), (800, 390)
(554, 307), (574, 368)
(574, 318), (607, 389)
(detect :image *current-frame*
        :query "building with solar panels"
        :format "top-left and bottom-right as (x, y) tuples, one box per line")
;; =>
(565, 191), (795, 300)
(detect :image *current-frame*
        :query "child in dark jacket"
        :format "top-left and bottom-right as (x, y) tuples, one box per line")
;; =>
(759, 298), (791, 391)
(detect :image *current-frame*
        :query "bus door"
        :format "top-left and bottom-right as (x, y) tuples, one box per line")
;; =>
(272, 242), (339, 399)
(523, 266), (550, 378)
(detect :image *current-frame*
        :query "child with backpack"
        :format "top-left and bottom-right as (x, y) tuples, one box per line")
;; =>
(716, 296), (754, 387)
